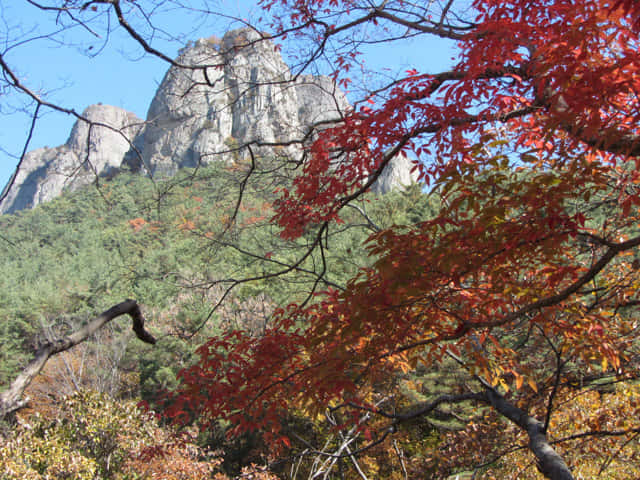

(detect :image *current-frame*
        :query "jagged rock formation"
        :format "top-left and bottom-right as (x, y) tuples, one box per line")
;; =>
(0, 105), (143, 214)
(370, 152), (418, 194)
(0, 28), (415, 215)
(136, 29), (349, 177)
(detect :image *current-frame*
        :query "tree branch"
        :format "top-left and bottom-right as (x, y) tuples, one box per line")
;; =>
(483, 388), (575, 480)
(0, 299), (155, 420)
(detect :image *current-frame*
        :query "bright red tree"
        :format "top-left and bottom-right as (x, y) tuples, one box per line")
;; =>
(170, 1), (640, 478)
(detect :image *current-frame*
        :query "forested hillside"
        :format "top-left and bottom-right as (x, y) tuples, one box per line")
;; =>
(0, 159), (448, 477)
(0, 162), (431, 389)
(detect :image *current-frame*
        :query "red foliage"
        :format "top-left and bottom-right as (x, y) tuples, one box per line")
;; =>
(273, 0), (640, 236)
(612, 0), (640, 30)
(172, 1), (640, 476)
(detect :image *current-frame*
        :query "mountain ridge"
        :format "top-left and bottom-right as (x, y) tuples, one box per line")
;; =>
(0, 28), (416, 215)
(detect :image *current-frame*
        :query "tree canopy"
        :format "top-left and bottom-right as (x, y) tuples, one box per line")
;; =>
(167, 1), (640, 479)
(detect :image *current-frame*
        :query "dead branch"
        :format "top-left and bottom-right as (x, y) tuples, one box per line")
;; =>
(0, 299), (155, 420)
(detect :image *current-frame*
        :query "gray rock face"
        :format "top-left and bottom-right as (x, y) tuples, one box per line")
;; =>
(66, 104), (143, 177)
(371, 152), (419, 194)
(1, 28), (415, 214)
(137, 28), (350, 177)
(295, 74), (346, 127)
(0, 105), (143, 214)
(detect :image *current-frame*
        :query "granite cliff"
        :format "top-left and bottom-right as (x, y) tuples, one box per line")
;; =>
(0, 105), (143, 214)
(0, 28), (415, 215)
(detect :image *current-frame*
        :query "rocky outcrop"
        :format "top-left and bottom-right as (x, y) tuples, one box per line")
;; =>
(135, 28), (350, 177)
(1, 28), (415, 214)
(371, 152), (418, 194)
(0, 105), (143, 214)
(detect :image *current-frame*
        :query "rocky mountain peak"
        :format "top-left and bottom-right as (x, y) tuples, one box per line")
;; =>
(0, 28), (415, 215)
(136, 27), (349, 177)
(0, 104), (142, 214)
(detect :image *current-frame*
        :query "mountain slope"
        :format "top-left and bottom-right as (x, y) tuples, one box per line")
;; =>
(0, 161), (434, 394)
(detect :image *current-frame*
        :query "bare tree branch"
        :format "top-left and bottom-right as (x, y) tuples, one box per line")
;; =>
(0, 299), (155, 420)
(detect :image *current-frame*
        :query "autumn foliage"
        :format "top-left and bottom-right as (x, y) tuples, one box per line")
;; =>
(163, 1), (640, 478)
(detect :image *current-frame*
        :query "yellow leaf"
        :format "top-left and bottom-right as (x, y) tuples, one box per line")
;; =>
(515, 374), (523, 390)
(499, 378), (509, 393)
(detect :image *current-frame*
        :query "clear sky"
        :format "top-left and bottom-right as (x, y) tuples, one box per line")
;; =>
(0, 1), (458, 191)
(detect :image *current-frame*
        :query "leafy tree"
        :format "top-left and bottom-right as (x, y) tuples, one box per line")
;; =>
(165, 2), (640, 479)
(0, 390), (216, 479)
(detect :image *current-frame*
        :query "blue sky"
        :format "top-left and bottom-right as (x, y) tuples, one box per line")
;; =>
(0, 1), (457, 190)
